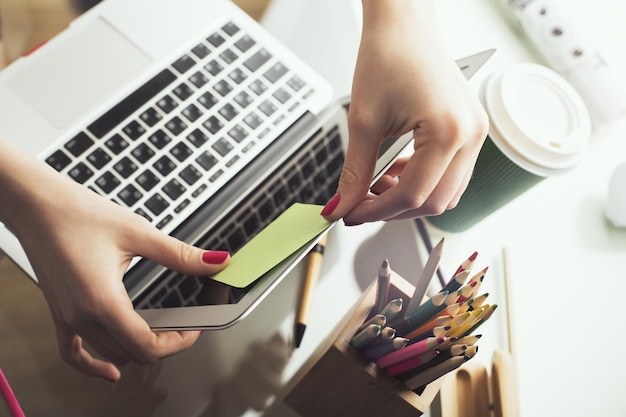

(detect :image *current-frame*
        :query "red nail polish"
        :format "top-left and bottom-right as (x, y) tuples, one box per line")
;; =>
(321, 193), (340, 216)
(202, 251), (229, 264)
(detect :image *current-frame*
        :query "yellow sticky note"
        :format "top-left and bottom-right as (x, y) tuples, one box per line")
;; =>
(210, 203), (332, 288)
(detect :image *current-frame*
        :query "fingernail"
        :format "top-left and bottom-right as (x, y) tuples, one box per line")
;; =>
(202, 251), (229, 264)
(321, 193), (341, 216)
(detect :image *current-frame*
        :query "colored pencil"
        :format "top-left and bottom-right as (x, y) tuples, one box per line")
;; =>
(359, 314), (386, 331)
(0, 368), (25, 417)
(403, 356), (468, 390)
(452, 334), (482, 347)
(440, 251), (477, 293)
(463, 344), (479, 360)
(373, 259), (391, 316)
(379, 298), (403, 323)
(380, 326), (396, 340)
(403, 315), (452, 341)
(455, 280), (479, 304)
(396, 291), (448, 334)
(446, 306), (487, 338)
(404, 237), (445, 318)
(351, 324), (381, 349)
(467, 293), (489, 311)
(375, 336), (445, 369)
(362, 337), (409, 360)
(461, 304), (498, 338)
(386, 351), (440, 377)
(407, 325), (450, 345)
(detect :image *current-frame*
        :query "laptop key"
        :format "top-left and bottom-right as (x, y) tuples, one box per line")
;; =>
(214, 80), (233, 97)
(131, 143), (155, 163)
(243, 112), (263, 130)
(207, 32), (226, 47)
(287, 75), (306, 92)
(46, 149), (72, 172)
(196, 151), (218, 171)
(145, 193), (169, 216)
(148, 129), (171, 149)
(228, 124), (248, 143)
(187, 129), (209, 148)
(219, 48), (239, 65)
(259, 99), (277, 116)
(222, 22), (240, 36)
(234, 91), (253, 108)
(136, 169), (159, 191)
(165, 116), (188, 136)
(153, 155), (176, 176)
(156, 95), (178, 114)
(189, 71), (209, 88)
(234, 34), (255, 52)
(182, 103), (203, 123)
(96, 171), (121, 194)
(172, 83), (194, 101)
(65, 132), (94, 157)
(139, 107), (162, 127)
(105, 134), (129, 154)
(229, 68), (247, 84)
(114, 156), (138, 178)
(244, 49), (271, 72)
(212, 138), (233, 157)
(117, 184), (143, 207)
(198, 92), (219, 109)
(204, 59), (223, 76)
(203, 116), (224, 134)
(156, 215), (173, 230)
(172, 54), (196, 74)
(191, 43), (211, 59)
(163, 178), (186, 200)
(218, 103), (238, 121)
(123, 120), (146, 140)
(68, 162), (93, 184)
(179, 165), (202, 185)
(273, 87), (291, 104)
(249, 79), (268, 95)
(170, 142), (193, 162)
(264, 62), (289, 83)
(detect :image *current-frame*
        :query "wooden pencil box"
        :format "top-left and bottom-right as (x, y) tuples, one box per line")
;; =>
(283, 272), (446, 417)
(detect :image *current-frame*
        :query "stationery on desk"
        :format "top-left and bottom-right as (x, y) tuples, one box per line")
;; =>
(349, 238), (498, 391)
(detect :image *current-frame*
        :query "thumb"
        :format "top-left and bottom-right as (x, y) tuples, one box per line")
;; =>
(137, 229), (230, 276)
(321, 135), (379, 222)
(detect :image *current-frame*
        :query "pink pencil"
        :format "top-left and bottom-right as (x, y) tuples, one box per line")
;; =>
(375, 336), (446, 369)
(386, 351), (440, 376)
(0, 368), (25, 417)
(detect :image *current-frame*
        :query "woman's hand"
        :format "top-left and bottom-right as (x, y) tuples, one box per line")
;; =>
(322, 0), (489, 224)
(0, 136), (229, 382)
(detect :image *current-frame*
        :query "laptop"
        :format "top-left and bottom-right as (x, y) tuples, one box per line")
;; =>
(0, 0), (493, 330)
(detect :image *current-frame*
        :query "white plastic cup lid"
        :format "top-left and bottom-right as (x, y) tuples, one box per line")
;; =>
(483, 63), (591, 177)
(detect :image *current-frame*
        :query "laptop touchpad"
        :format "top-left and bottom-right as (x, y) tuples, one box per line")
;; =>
(8, 17), (151, 129)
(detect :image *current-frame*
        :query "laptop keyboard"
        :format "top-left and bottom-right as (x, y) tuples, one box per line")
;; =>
(134, 124), (344, 309)
(44, 20), (318, 234)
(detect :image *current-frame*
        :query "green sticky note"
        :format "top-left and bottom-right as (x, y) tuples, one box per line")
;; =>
(211, 203), (332, 288)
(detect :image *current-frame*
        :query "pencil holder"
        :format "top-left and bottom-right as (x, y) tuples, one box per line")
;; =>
(283, 272), (445, 417)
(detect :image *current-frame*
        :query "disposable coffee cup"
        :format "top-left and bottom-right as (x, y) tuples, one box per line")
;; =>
(427, 63), (591, 233)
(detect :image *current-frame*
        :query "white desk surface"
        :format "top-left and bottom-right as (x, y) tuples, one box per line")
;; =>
(257, 1), (626, 416)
